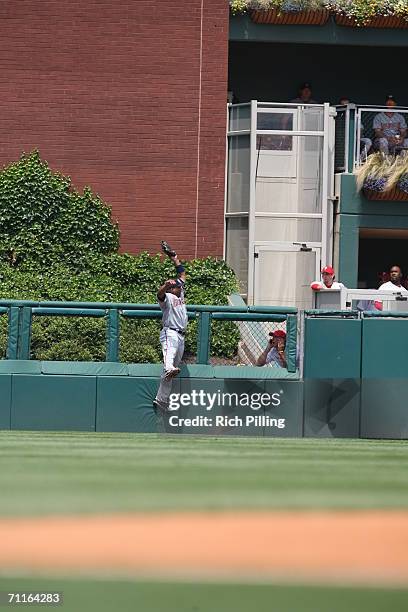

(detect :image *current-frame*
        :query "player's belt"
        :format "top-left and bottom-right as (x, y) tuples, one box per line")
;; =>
(163, 327), (186, 336)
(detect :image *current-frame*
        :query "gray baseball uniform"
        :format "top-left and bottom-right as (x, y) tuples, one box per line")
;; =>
(155, 289), (188, 408)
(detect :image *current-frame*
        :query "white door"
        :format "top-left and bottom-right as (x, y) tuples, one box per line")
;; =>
(253, 243), (321, 309)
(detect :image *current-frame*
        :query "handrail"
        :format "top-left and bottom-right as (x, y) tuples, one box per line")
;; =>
(0, 299), (297, 314)
(334, 104), (408, 172)
(0, 299), (298, 372)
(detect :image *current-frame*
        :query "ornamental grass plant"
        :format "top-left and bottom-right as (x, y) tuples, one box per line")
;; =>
(355, 152), (408, 194)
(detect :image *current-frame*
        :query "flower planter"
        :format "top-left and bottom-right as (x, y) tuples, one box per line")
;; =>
(250, 9), (330, 26)
(363, 187), (408, 201)
(335, 14), (408, 29)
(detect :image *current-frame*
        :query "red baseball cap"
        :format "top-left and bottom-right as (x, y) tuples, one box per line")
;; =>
(321, 265), (335, 275)
(270, 330), (286, 338)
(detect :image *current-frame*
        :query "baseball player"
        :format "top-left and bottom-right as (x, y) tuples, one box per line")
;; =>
(153, 241), (187, 415)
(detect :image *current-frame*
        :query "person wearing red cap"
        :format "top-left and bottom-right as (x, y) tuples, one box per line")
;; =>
(257, 330), (287, 368)
(310, 266), (345, 291)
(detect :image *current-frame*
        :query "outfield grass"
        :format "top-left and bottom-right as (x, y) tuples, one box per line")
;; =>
(0, 577), (406, 612)
(0, 432), (408, 516)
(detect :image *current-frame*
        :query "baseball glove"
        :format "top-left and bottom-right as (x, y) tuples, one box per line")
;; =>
(161, 240), (177, 257)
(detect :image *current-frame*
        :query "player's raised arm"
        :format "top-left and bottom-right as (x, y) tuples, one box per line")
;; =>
(157, 280), (176, 302)
(161, 241), (186, 283)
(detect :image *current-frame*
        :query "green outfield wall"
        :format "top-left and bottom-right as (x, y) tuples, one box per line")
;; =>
(1, 300), (408, 438)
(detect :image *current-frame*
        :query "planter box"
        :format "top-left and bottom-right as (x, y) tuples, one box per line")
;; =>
(363, 187), (408, 201)
(250, 9), (330, 26)
(335, 14), (408, 29)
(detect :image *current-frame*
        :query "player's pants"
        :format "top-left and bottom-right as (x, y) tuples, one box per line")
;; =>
(155, 328), (185, 406)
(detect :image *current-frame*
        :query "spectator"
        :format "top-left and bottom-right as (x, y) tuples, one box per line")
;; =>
(378, 265), (408, 293)
(373, 95), (408, 155)
(310, 265), (345, 291)
(257, 330), (287, 368)
(291, 82), (319, 104)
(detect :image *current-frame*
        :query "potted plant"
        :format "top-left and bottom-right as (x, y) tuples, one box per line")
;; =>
(230, 0), (331, 25)
(327, 0), (408, 29)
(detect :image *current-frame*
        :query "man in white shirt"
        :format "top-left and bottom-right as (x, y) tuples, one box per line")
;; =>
(310, 266), (345, 291)
(378, 265), (408, 293)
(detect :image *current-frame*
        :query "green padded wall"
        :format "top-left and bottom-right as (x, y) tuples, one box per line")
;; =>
(96, 377), (176, 433)
(361, 319), (408, 439)
(174, 379), (265, 436)
(303, 379), (360, 438)
(0, 375), (11, 429)
(304, 318), (362, 379)
(160, 379), (303, 437)
(263, 381), (303, 438)
(11, 375), (96, 431)
(303, 318), (362, 438)
(361, 319), (408, 378)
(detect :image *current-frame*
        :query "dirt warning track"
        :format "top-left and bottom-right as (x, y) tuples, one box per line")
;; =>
(1, 511), (408, 585)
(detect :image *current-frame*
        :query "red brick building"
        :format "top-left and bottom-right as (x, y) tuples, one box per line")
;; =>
(0, 0), (229, 259)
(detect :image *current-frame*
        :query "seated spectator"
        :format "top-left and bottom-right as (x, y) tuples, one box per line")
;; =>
(291, 82), (319, 104)
(378, 265), (408, 293)
(257, 330), (287, 368)
(339, 97), (372, 161)
(310, 266), (345, 291)
(373, 95), (408, 155)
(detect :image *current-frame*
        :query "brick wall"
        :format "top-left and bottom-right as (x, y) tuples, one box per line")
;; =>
(0, 0), (229, 259)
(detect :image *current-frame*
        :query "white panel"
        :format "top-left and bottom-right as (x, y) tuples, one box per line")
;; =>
(256, 147), (297, 179)
(300, 144), (321, 180)
(227, 135), (250, 213)
(299, 108), (324, 132)
(255, 250), (318, 309)
(300, 187), (321, 214)
(254, 217), (321, 242)
(226, 218), (249, 294)
(255, 179), (298, 213)
(256, 178), (320, 214)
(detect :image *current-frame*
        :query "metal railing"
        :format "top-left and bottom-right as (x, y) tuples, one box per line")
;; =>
(311, 287), (408, 314)
(0, 299), (299, 373)
(335, 104), (408, 173)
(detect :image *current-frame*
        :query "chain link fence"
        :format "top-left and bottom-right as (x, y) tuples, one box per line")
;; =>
(335, 107), (347, 172)
(208, 318), (288, 367)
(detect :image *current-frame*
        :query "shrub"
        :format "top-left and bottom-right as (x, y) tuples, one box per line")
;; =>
(0, 151), (119, 268)
(0, 151), (240, 362)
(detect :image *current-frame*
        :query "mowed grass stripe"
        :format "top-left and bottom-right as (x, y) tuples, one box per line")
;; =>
(0, 577), (407, 612)
(0, 432), (408, 516)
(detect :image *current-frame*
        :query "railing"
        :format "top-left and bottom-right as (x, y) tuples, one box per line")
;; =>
(334, 103), (408, 173)
(312, 288), (408, 313)
(0, 299), (299, 373)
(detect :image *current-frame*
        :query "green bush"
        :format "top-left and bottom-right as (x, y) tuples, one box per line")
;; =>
(0, 152), (240, 362)
(0, 151), (119, 268)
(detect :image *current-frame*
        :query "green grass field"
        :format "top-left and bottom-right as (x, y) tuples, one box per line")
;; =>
(1, 432), (408, 516)
(1, 432), (408, 611)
